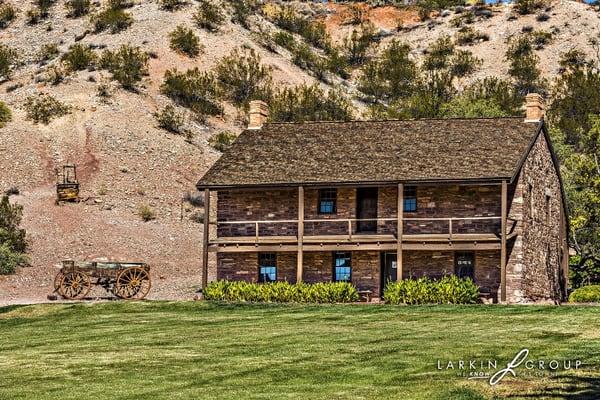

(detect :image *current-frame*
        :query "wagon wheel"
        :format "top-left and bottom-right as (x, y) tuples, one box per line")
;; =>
(59, 271), (91, 300)
(53, 271), (65, 295)
(114, 267), (151, 300)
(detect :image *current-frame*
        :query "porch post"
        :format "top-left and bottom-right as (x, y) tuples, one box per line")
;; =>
(500, 180), (507, 303)
(297, 186), (304, 283)
(397, 183), (403, 281)
(202, 188), (210, 290)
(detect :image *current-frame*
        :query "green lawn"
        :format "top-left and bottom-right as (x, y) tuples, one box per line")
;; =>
(0, 302), (599, 400)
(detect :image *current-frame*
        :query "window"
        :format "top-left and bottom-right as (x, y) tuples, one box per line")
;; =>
(318, 189), (337, 214)
(258, 253), (277, 283)
(403, 186), (417, 212)
(333, 252), (352, 282)
(455, 252), (475, 280)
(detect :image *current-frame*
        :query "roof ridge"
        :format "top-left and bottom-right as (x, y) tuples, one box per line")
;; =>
(263, 116), (526, 126)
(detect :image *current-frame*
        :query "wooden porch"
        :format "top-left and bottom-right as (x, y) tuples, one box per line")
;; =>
(201, 182), (510, 301)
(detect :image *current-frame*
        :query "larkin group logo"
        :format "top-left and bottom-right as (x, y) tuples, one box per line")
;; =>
(437, 349), (582, 385)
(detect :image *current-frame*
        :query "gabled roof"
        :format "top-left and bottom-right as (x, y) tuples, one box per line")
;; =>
(197, 117), (542, 189)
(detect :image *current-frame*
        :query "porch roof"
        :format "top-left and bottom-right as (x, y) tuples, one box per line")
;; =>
(197, 117), (542, 189)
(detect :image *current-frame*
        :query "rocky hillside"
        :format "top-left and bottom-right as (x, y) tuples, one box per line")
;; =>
(1, 0), (599, 304)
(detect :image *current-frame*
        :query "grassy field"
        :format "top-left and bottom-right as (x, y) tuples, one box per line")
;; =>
(0, 302), (599, 400)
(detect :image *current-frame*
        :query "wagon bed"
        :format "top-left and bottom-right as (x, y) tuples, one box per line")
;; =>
(54, 260), (151, 300)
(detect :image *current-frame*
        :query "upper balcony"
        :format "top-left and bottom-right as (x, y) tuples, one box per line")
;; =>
(210, 216), (504, 253)
(208, 184), (511, 253)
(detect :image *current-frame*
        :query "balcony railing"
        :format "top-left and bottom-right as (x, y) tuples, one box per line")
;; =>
(215, 216), (502, 243)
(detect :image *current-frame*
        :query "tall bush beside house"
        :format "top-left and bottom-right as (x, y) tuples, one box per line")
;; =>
(569, 285), (600, 303)
(203, 281), (359, 303)
(384, 276), (479, 305)
(0, 195), (28, 275)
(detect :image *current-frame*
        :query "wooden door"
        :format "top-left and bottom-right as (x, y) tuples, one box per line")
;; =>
(356, 188), (378, 233)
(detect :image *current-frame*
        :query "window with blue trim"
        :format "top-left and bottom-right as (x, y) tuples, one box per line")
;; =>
(258, 253), (277, 283)
(318, 189), (337, 214)
(404, 186), (417, 212)
(333, 252), (351, 282)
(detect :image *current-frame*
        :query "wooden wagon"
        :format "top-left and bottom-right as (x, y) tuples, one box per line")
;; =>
(54, 260), (151, 300)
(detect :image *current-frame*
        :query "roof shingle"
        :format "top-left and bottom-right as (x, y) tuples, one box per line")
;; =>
(197, 118), (541, 188)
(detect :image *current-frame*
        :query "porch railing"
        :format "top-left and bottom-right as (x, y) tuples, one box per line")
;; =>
(216, 216), (502, 241)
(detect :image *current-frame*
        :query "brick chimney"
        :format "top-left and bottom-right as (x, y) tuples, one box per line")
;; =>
(248, 100), (269, 129)
(525, 93), (545, 122)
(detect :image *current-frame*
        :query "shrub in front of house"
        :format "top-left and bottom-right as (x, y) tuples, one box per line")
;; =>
(569, 285), (600, 303)
(204, 281), (360, 303)
(384, 275), (480, 305)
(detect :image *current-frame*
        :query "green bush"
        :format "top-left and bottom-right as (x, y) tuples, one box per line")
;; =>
(100, 45), (148, 89)
(26, 8), (42, 24)
(154, 104), (187, 135)
(514, 0), (547, 15)
(455, 27), (489, 46)
(215, 47), (272, 106)
(384, 275), (480, 305)
(269, 4), (332, 51)
(24, 94), (71, 124)
(270, 84), (353, 122)
(138, 204), (156, 222)
(204, 281), (360, 303)
(0, 3), (17, 29)
(37, 43), (60, 62)
(169, 25), (202, 57)
(291, 42), (327, 80)
(66, 0), (91, 17)
(0, 194), (28, 274)
(227, 0), (258, 28)
(208, 131), (236, 152)
(344, 22), (376, 66)
(0, 243), (28, 275)
(272, 31), (295, 50)
(0, 44), (18, 80)
(569, 285), (600, 303)
(161, 68), (223, 119)
(0, 101), (11, 128)
(61, 43), (96, 71)
(35, 0), (55, 18)
(160, 0), (188, 11)
(193, 0), (224, 32)
(92, 7), (132, 33)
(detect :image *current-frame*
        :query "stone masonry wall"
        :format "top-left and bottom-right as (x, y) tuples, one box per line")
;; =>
(505, 132), (564, 303)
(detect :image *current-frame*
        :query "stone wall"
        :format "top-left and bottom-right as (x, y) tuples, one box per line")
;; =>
(216, 189), (298, 237)
(505, 132), (565, 303)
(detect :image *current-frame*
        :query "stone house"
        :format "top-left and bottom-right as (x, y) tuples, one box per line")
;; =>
(197, 94), (569, 303)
